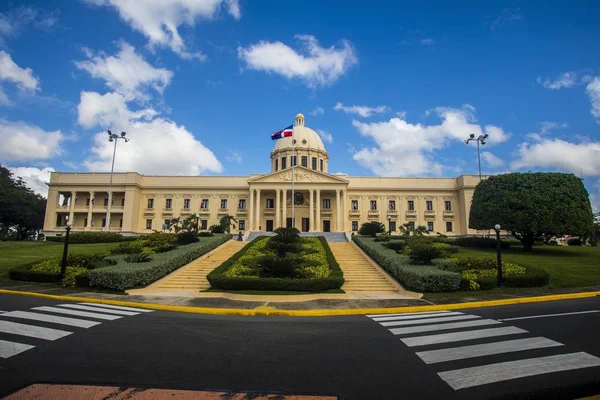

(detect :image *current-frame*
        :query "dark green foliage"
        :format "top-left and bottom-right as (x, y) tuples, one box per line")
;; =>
(451, 256), (497, 271)
(567, 238), (582, 246)
(469, 173), (594, 251)
(64, 253), (108, 269)
(198, 231), (214, 237)
(209, 224), (225, 233)
(175, 231), (199, 244)
(9, 262), (60, 282)
(256, 255), (300, 278)
(383, 240), (406, 251)
(219, 215), (237, 233)
(111, 232), (176, 254)
(503, 267), (549, 287)
(409, 242), (450, 265)
(359, 222), (386, 237)
(47, 232), (133, 244)
(124, 249), (154, 263)
(452, 236), (513, 249)
(267, 227), (302, 257)
(374, 236), (391, 242)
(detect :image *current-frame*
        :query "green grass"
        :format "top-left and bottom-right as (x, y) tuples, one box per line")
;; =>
(0, 241), (121, 282)
(202, 288), (345, 295)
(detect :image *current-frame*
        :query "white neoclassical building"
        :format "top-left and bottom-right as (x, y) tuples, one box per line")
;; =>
(43, 113), (480, 236)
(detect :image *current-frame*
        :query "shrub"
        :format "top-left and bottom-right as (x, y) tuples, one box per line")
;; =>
(567, 238), (582, 246)
(87, 234), (232, 291)
(460, 263), (527, 291)
(452, 256), (497, 271)
(409, 242), (451, 265)
(10, 253), (108, 286)
(383, 240), (406, 251)
(431, 258), (454, 270)
(46, 232), (136, 244)
(210, 224), (225, 234)
(175, 231), (199, 244)
(453, 236), (514, 249)
(111, 232), (177, 255)
(503, 267), (549, 287)
(198, 231), (213, 237)
(124, 248), (154, 263)
(374, 236), (391, 242)
(359, 222), (386, 237)
(10, 262), (60, 283)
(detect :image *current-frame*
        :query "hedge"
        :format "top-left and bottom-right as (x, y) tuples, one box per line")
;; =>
(10, 254), (109, 285)
(9, 262), (60, 283)
(46, 232), (137, 243)
(86, 234), (231, 291)
(206, 236), (344, 292)
(353, 236), (461, 292)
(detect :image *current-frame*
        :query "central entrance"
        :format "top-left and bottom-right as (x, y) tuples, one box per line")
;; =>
(301, 218), (310, 232)
(323, 220), (331, 232)
(266, 220), (273, 232)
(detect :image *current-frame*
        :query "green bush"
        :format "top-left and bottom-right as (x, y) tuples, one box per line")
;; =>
(9, 262), (60, 283)
(198, 231), (213, 237)
(431, 258), (454, 270)
(46, 232), (136, 244)
(86, 234), (232, 290)
(567, 238), (582, 246)
(453, 236), (514, 249)
(352, 236), (460, 292)
(9, 253), (108, 286)
(111, 232), (177, 255)
(452, 256), (497, 271)
(383, 240), (406, 251)
(409, 242), (451, 265)
(374, 236), (391, 242)
(209, 224), (225, 234)
(176, 231), (200, 244)
(503, 267), (549, 287)
(124, 248), (154, 263)
(358, 222), (386, 237)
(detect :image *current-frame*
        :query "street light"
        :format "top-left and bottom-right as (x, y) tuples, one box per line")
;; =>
(104, 130), (129, 232)
(464, 133), (488, 180)
(59, 222), (73, 279)
(494, 223), (504, 288)
(387, 215), (392, 235)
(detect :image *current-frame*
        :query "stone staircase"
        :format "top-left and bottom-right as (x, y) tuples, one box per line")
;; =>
(246, 231), (348, 242)
(328, 242), (402, 293)
(143, 240), (247, 291)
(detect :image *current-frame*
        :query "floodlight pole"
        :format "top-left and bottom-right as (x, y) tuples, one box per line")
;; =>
(105, 131), (129, 232)
(465, 133), (488, 180)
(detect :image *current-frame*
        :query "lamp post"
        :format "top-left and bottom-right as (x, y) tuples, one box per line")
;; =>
(59, 222), (73, 279)
(494, 224), (504, 288)
(387, 215), (392, 235)
(104, 130), (129, 232)
(464, 133), (488, 180)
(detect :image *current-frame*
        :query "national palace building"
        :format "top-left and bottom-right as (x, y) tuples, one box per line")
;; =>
(43, 113), (480, 236)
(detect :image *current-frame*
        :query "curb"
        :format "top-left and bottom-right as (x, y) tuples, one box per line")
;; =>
(1, 288), (599, 317)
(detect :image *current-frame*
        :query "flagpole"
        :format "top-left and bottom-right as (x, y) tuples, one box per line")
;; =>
(291, 121), (295, 229)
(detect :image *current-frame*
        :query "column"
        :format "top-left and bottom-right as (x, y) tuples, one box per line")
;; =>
(335, 189), (341, 232)
(282, 189), (287, 228)
(343, 189), (347, 232)
(316, 189), (321, 231)
(69, 191), (76, 225)
(309, 189), (314, 231)
(275, 189), (281, 228)
(248, 189), (253, 231)
(87, 191), (94, 228)
(255, 189), (261, 230)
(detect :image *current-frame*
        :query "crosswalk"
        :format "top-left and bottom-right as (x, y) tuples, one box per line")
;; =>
(0, 302), (153, 359)
(367, 310), (600, 391)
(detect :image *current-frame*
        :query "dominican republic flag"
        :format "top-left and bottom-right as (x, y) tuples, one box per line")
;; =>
(271, 125), (293, 140)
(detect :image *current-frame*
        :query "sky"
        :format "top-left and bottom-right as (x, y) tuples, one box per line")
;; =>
(0, 0), (599, 211)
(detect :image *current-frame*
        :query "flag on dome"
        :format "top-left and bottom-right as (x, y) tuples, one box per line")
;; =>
(271, 125), (293, 140)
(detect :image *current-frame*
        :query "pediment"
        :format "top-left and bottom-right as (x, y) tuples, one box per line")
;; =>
(248, 166), (348, 184)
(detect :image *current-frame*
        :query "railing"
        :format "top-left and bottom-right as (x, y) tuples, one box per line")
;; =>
(443, 210), (455, 218)
(321, 209), (333, 216)
(405, 210), (417, 218)
(387, 209), (398, 216)
(424, 210), (436, 218)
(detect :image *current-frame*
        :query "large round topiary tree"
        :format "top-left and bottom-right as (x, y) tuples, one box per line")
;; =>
(469, 172), (594, 252)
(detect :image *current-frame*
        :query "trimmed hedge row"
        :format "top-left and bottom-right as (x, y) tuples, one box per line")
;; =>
(46, 232), (137, 243)
(207, 236), (344, 292)
(471, 267), (549, 290)
(9, 262), (60, 283)
(84, 234), (231, 291)
(353, 236), (461, 292)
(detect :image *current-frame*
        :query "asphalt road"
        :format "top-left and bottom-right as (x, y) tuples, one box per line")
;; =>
(0, 294), (599, 399)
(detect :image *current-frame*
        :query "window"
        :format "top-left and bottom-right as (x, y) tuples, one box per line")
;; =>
(445, 201), (452, 211)
(291, 155), (297, 166)
(220, 199), (227, 209)
(408, 221), (415, 231)
(86, 198), (90, 206)
(301, 156), (308, 167)
(389, 200), (396, 210)
(407, 200), (414, 211)
(119, 218), (123, 228)
(121, 198), (125, 207)
(104, 198), (108, 207)
(320, 159), (323, 171)
(183, 199), (191, 209)
(312, 157), (317, 170)
(275, 159), (278, 171)
(351, 200), (358, 210)
(427, 222), (434, 231)
(146, 219), (152, 229)
(352, 221), (358, 231)
(102, 218), (107, 227)
(426, 200), (433, 211)
(281, 157), (287, 169)
(201, 199), (209, 209)
(238, 199), (246, 209)
(446, 221), (453, 232)
(266, 199), (274, 209)
(239, 220), (246, 230)
(164, 219), (171, 228)
(370, 200), (377, 211)
(84, 218), (88, 227)
(390, 221), (396, 232)
(165, 198), (172, 209)
(323, 199), (331, 209)
(201, 220), (208, 230)
(147, 198), (154, 209)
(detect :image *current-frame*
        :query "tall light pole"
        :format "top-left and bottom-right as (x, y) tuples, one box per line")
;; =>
(104, 130), (129, 232)
(494, 223), (504, 288)
(464, 133), (488, 180)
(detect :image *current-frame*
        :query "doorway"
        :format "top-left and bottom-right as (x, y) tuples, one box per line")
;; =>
(286, 217), (294, 228)
(323, 220), (331, 232)
(302, 218), (310, 232)
(266, 220), (274, 232)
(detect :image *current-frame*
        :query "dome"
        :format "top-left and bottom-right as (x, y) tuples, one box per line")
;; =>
(273, 114), (326, 152)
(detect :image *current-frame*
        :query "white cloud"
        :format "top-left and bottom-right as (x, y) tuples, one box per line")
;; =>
(77, 91), (157, 129)
(75, 42), (173, 101)
(225, 150), (242, 164)
(0, 119), (62, 161)
(8, 166), (54, 197)
(333, 102), (389, 118)
(85, 0), (240, 59)
(316, 129), (333, 143)
(396, 111), (407, 119)
(481, 151), (505, 168)
(539, 121), (568, 134)
(238, 35), (357, 88)
(420, 38), (436, 46)
(537, 72), (578, 90)
(352, 105), (510, 176)
(489, 7), (525, 30)
(311, 107), (324, 116)
(591, 194), (600, 212)
(0, 51), (39, 104)
(586, 76), (600, 121)
(511, 137), (600, 175)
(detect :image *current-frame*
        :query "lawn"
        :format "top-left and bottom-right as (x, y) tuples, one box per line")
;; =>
(0, 241), (121, 282)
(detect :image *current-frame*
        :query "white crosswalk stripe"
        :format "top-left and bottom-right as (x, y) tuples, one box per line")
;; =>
(0, 311), (101, 328)
(401, 326), (528, 347)
(56, 304), (140, 316)
(389, 318), (500, 335)
(373, 311), (462, 322)
(32, 306), (122, 320)
(0, 339), (34, 358)
(367, 310), (452, 318)
(78, 303), (154, 313)
(381, 314), (480, 327)
(0, 320), (72, 341)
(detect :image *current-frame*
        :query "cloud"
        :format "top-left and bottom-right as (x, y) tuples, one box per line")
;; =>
(420, 38), (436, 46)
(84, 0), (240, 59)
(225, 150), (242, 164)
(333, 102), (389, 118)
(396, 111), (407, 119)
(238, 34), (357, 87)
(0, 6), (60, 45)
(352, 105), (510, 176)
(77, 91), (158, 129)
(586, 76), (600, 121)
(511, 137), (600, 175)
(591, 194), (600, 212)
(539, 121), (568, 134)
(489, 7), (525, 30)
(481, 151), (505, 168)
(75, 42), (173, 102)
(536, 72), (578, 90)
(0, 51), (40, 104)
(0, 119), (63, 161)
(311, 107), (324, 116)
(8, 166), (54, 197)
(316, 129), (333, 143)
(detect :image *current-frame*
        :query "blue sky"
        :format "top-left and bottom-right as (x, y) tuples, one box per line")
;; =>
(0, 0), (599, 210)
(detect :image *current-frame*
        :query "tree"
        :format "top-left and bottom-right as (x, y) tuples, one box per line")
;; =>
(469, 173), (594, 252)
(219, 215), (237, 233)
(398, 223), (429, 236)
(358, 221), (386, 237)
(169, 214), (201, 243)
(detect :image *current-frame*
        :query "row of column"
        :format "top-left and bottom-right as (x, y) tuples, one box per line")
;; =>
(247, 188), (347, 232)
